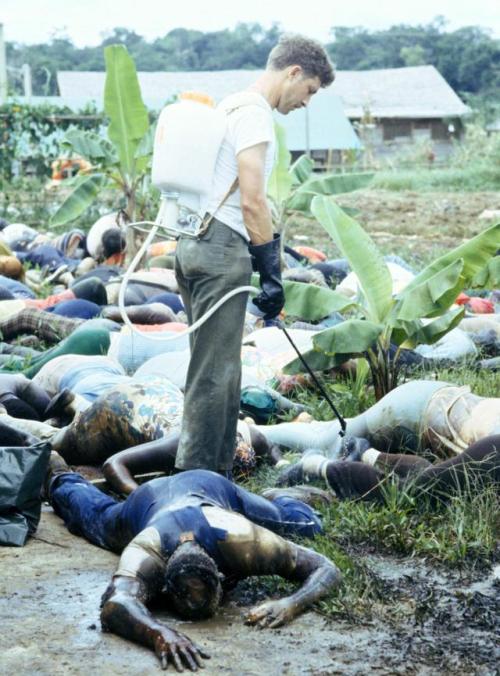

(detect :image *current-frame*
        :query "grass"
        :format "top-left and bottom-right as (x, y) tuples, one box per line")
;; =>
(372, 163), (500, 192)
(3, 164), (498, 627)
(241, 364), (499, 620)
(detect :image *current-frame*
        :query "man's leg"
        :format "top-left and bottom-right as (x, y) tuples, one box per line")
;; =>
(413, 434), (500, 497)
(50, 472), (124, 550)
(174, 221), (252, 472)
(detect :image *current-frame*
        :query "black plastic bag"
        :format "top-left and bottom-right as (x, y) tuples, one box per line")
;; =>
(0, 441), (51, 546)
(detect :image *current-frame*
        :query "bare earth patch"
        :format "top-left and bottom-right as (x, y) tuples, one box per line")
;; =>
(1, 508), (498, 675)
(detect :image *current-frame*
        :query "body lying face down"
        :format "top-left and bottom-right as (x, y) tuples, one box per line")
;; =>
(47, 464), (340, 671)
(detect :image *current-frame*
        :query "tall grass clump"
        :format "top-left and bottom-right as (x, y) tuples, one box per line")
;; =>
(372, 165), (500, 192)
(373, 122), (500, 192)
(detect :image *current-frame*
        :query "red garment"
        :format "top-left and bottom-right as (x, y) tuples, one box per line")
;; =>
(455, 292), (494, 313)
(25, 289), (75, 310)
(294, 245), (327, 263)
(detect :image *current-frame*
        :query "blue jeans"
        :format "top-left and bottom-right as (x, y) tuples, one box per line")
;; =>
(50, 473), (125, 551)
(51, 470), (322, 554)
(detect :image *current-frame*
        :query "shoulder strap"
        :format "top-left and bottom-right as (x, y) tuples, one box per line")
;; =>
(197, 94), (270, 235)
(198, 177), (239, 234)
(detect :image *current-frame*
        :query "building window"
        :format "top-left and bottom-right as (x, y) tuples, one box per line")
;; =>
(383, 120), (412, 141)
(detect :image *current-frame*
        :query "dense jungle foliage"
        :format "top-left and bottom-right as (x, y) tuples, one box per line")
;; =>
(6, 18), (500, 99)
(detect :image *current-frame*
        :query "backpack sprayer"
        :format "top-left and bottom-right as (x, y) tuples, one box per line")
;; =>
(118, 93), (346, 434)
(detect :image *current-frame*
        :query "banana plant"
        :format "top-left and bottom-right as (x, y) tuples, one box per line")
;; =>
(266, 122), (373, 245)
(50, 45), (152, 228)
(285, 196), (500, 399)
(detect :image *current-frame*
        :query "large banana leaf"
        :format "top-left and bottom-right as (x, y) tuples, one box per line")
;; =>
(135, 126), (155, 159)
(403, 222), (500, 294)
(283, 279), (354, 321)
(50, 173), (107, 227)
(290, 154), (314, 185)
(288, 172), (374, 212)
(104, 45), (149, 179)
(62, 129), (117, 164)
(312, 318), (383, 355)
(471, 256), (500, 289)
(267, 122), (293, 208)
(395, 259), (464, 321)
(312, 196), (393, 324)
(283, 318), (382, 375)
(400, 306), (465, 348)
(283, 347), (349, 375)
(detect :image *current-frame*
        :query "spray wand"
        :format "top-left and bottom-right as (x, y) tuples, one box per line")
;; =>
(267, 319), (347, 436)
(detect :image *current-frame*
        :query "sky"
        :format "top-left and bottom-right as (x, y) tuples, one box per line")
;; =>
(1, 0), (499, 46)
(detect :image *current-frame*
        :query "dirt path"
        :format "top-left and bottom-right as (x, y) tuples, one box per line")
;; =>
(288, 190), (500, 262)
(1, 507), (498, 675)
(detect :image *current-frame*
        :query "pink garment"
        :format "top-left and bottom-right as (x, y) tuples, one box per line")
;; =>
(131, 321), (187, 333)
(25, 289), (75, 310)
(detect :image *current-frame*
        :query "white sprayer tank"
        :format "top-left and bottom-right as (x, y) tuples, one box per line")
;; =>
(151, 99), (227, 214)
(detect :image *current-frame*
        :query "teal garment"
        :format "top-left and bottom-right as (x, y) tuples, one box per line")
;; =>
(240, 386), (278, 423)
(22, 327), (111, 378)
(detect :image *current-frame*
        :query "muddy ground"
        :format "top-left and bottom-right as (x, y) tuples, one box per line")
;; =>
(1, 189), (499, 675)
(1, 505), (498, 676)
(288, 189), (500, 261)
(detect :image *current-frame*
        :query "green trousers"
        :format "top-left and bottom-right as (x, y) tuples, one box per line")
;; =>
(174, 219), (252, 471)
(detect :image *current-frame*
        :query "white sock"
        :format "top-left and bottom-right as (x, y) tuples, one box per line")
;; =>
(361, 448), (381, 467)
(302, 453), (328, 478)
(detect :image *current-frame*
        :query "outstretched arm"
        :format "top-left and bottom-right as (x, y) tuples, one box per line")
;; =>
(102, 432), (180, 494)
(245, 542), (341, 628)
(101, 576), (209, 671)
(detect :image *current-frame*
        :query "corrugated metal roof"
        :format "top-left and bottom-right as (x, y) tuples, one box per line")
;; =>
(53, 70), (361, 150)
(57, 64), (470, 120)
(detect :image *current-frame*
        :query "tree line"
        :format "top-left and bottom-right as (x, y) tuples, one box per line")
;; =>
(6, 17), (499, 100)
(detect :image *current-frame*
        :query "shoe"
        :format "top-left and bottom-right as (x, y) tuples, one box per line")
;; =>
(42, 451), (71, 501)
(46, 264), (69, 285)
(0, 418), (40, 446)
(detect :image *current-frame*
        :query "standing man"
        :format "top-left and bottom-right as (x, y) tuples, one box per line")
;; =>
(174, 35), (335, 477)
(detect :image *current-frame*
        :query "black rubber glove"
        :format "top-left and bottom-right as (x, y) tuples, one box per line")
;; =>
(248, 234), (285, 320)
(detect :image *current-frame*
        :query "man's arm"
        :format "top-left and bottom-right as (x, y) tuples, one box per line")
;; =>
(101, 576), (208, 671)
(245, 540), (341, 628)
(212, 510), (340, 628)
(237, 142), (285, 320)
(102, 432), (180, 495)
(101, 530), (209, 671)
(237, 143), (274, 244)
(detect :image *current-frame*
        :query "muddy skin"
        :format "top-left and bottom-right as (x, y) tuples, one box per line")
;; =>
(2, 507), (498, 675)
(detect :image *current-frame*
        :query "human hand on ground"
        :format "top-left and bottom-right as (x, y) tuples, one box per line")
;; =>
(339, 436), (372, 462)
(245, 598), (297, 628)
(153, 626), (210, 671)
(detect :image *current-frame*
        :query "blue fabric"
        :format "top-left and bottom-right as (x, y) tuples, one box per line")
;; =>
(148, 292), (184, 314)
(17, 245), (80, 272)
(47, 299), (101, 319)
(0, 275), (35, 299)
(58, 357), (127, 401)
(0, 286), (14, 300)
(51, 469), (322, 559)
(50, 473), (125, 550)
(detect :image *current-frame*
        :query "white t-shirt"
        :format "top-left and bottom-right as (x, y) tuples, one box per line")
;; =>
(205, 92), (276, 241)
